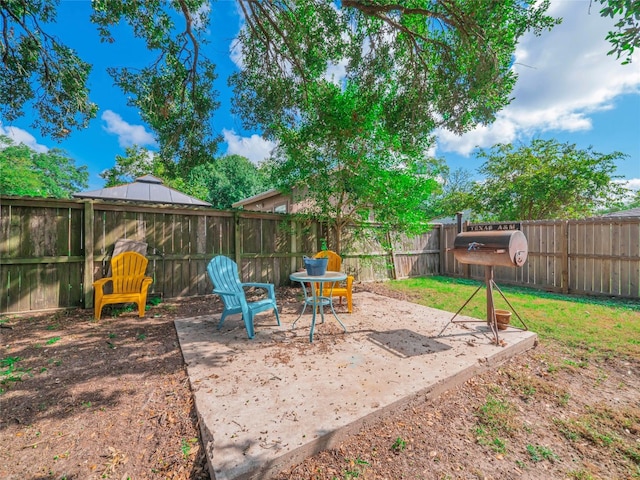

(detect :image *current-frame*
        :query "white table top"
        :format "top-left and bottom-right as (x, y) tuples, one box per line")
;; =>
(290, 271), (347, 282)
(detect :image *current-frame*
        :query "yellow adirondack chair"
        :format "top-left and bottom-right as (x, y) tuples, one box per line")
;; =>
(93, 251), (153, 320)
(313, 250), (354, 313)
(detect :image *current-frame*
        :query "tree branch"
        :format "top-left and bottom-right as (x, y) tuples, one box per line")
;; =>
(177, 0), (199, 105)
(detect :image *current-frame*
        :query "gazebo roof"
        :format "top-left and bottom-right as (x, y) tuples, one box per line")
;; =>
(74, 175), (211, 206)
(603, 207), (640, 217)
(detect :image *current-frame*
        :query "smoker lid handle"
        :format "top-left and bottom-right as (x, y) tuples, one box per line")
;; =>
(467, 242), (485, 251)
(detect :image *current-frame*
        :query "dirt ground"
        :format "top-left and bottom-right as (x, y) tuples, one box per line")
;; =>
(1, 284), (638, 480)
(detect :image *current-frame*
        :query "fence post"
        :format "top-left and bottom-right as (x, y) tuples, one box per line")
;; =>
(439, 224), (445, 275)
(462, 220), (470, 278)
(83, 200), (95, 309)
(311, 221), (318, 251)
(387, 230), (397, 280)
(561, 220), (569, 294)
(234, 211), (242, 266)
(290, 218), (299, 274)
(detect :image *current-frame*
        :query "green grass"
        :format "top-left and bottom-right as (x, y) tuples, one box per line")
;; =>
(554, 405), (640, 465)
(391, 437), (407, 452)
(180, 437), (198, 459)
(382, 276), (640, 470)
(474, 394), (517, 453)
(526, 444), (559, 463)
(1, 356), (32, 389)
(382, 276), (640, 357)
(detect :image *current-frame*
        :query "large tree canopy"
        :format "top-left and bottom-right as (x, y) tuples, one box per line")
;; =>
(2, 0), (559, 173)
(266, 78), (444, 252)
(90, 0), (221, 174)
(1, 0), (220, 174)
(182, 154), (272, 209)
(1, 0), (634, 177)
(230, 2), (558, 251)
(231, 1), (559, 140)
(0, 1), (97, 139)
(0, 135), (88, 198)
(469, 139), (629, 221)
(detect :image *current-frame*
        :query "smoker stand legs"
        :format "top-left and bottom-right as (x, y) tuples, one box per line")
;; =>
(437, 266), (528, 345)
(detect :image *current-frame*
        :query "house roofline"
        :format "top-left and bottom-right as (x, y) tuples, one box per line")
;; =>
(232, 188), (282, 208)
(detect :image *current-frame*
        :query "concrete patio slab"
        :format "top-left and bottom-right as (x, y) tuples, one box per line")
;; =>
(174, 291), (537, 480)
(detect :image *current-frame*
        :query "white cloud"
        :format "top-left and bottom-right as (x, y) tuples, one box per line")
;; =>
(223, 129), (276, 164)
(435, 0), (640, 156)
(0, 125), (48, 153)
(620, 178), (640, 191)
(101, 110), (156, 148)
(228, 0), (246, 70)
(437, 117), (518, 156)
(425, 142), (437, 158)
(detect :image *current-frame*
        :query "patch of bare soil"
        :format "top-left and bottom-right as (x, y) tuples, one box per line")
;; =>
(1, 284), (639, 480)
(0, 295), (218, 480)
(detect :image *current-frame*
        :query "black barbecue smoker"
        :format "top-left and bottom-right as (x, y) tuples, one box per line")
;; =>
(439, 229), (529, 345)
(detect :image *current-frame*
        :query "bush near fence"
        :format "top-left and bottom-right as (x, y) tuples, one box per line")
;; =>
(1, 196), (638, 314)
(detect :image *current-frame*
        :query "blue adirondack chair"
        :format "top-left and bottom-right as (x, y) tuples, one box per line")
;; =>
(206, 256), (281, 338)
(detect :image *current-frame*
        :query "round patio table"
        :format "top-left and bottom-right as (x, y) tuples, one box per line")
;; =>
(289, 271), (348, 342)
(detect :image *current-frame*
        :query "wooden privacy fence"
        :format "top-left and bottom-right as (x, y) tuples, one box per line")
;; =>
(1, 196), (638, 314)
(0, 197), (440, 314)
(441, 217), (640, 298)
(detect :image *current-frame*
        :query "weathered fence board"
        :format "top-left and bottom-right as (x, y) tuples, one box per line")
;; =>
(586, 222), (596, 293)
(389, 227), (441, 279)
(1, 201), (85, 312)
(629, 222), (640, 297)
(441, 225), (461, 277)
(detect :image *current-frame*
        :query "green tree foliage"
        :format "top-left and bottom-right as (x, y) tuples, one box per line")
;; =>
(183, 154), (271, 209)
(598, 0), (640, 64)
(230, 2), (558, 251)
(232, 1), (558, 138)
(265, 80), (444, 252)
(423, 167), (475, 221)
(597, 187), (640, 214)
(628, 189), (640, 208)
(0, 1), (98, 139)
(469, 139), (629, 221)
(100, 145), (165, 187)
(0, 135), (88, 198)
(1, 0), (219, 173)
(1, 1), (633, 181)
(90, 0), (221, 174)
(2, 1), (559, 175)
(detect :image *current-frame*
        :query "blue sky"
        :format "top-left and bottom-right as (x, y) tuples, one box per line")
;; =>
(2, 0), (639, 194)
